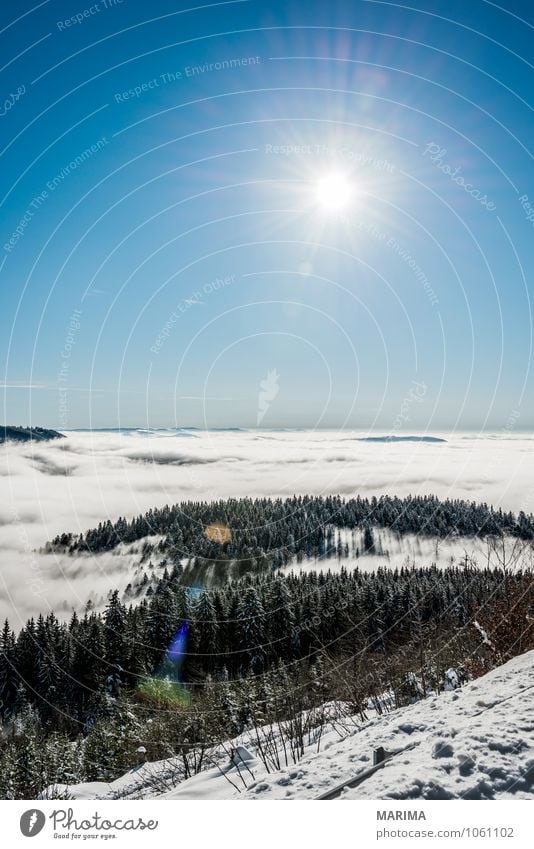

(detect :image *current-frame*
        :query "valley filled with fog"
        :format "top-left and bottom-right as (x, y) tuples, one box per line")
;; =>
(1, 429), (533, 624)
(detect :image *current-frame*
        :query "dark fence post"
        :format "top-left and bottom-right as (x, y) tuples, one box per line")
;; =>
(373, 746), (386, 765)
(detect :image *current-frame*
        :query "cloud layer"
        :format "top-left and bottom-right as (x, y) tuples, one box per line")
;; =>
(1, 429), (533, 624)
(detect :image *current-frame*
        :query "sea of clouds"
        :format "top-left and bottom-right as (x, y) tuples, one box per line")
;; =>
(1, 429), (533, 625)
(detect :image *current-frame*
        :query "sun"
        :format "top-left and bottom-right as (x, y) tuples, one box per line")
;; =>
(314, 172), (353, 212)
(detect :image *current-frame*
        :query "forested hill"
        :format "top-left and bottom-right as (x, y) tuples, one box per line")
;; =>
(49, 493), (534, 570)
(1, 426), (64, 444)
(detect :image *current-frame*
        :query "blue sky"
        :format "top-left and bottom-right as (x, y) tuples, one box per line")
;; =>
(1, 0), (533, 430)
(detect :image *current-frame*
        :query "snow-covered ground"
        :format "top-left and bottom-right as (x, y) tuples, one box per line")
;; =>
(52, 650), (534, 801)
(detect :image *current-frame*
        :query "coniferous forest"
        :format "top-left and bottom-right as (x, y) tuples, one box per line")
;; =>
(0, 494), (533, 798)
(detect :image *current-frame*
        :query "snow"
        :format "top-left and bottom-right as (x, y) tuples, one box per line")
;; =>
(230, 746), (255, 765)
(40, 759), (186, 800)
(474, 620), (495, 650)
(53, 650), (534, 801)
(253, 651), (534, 801)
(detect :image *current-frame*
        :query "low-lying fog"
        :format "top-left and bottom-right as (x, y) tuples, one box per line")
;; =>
(1, 429), (533, 624)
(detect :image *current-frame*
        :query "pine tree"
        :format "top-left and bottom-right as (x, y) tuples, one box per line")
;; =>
(363, 523), (376, 554)
(103, 591), (126, 693)
(83, 702), (142, 782)
(0, 742), (18, 799)
(71, 615), (106, 717)
(236, 587), (267, 672)
(194, 592), (218, 672)
(0, 620), (18, 719)
(12, 704), (43, 798)
(218, 673), (241, 736)
(266, 578), (295, 661)
(43, 733), (82, 789)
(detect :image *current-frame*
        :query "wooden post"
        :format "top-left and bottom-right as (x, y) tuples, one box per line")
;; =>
(373, 746), (386, 765)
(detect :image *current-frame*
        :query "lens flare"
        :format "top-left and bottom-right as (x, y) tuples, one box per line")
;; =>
(137, 676), (191, 706)
(138, 621), (191, 706)
(167, 621), (189, 665)
(205, 521), (232, 544)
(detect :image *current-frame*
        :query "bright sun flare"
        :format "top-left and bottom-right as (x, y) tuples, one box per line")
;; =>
(314, 172), (353, 212)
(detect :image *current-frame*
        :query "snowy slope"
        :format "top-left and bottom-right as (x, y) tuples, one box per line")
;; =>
(164, 650), (534, 801)
(53, 650), (534, 801)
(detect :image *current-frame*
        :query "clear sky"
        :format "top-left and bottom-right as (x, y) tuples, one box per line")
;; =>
(1, 0), (533, 430)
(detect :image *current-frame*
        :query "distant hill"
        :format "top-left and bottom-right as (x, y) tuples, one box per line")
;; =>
(357, 435), (447, 443)
(0, 426), (65, 444)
